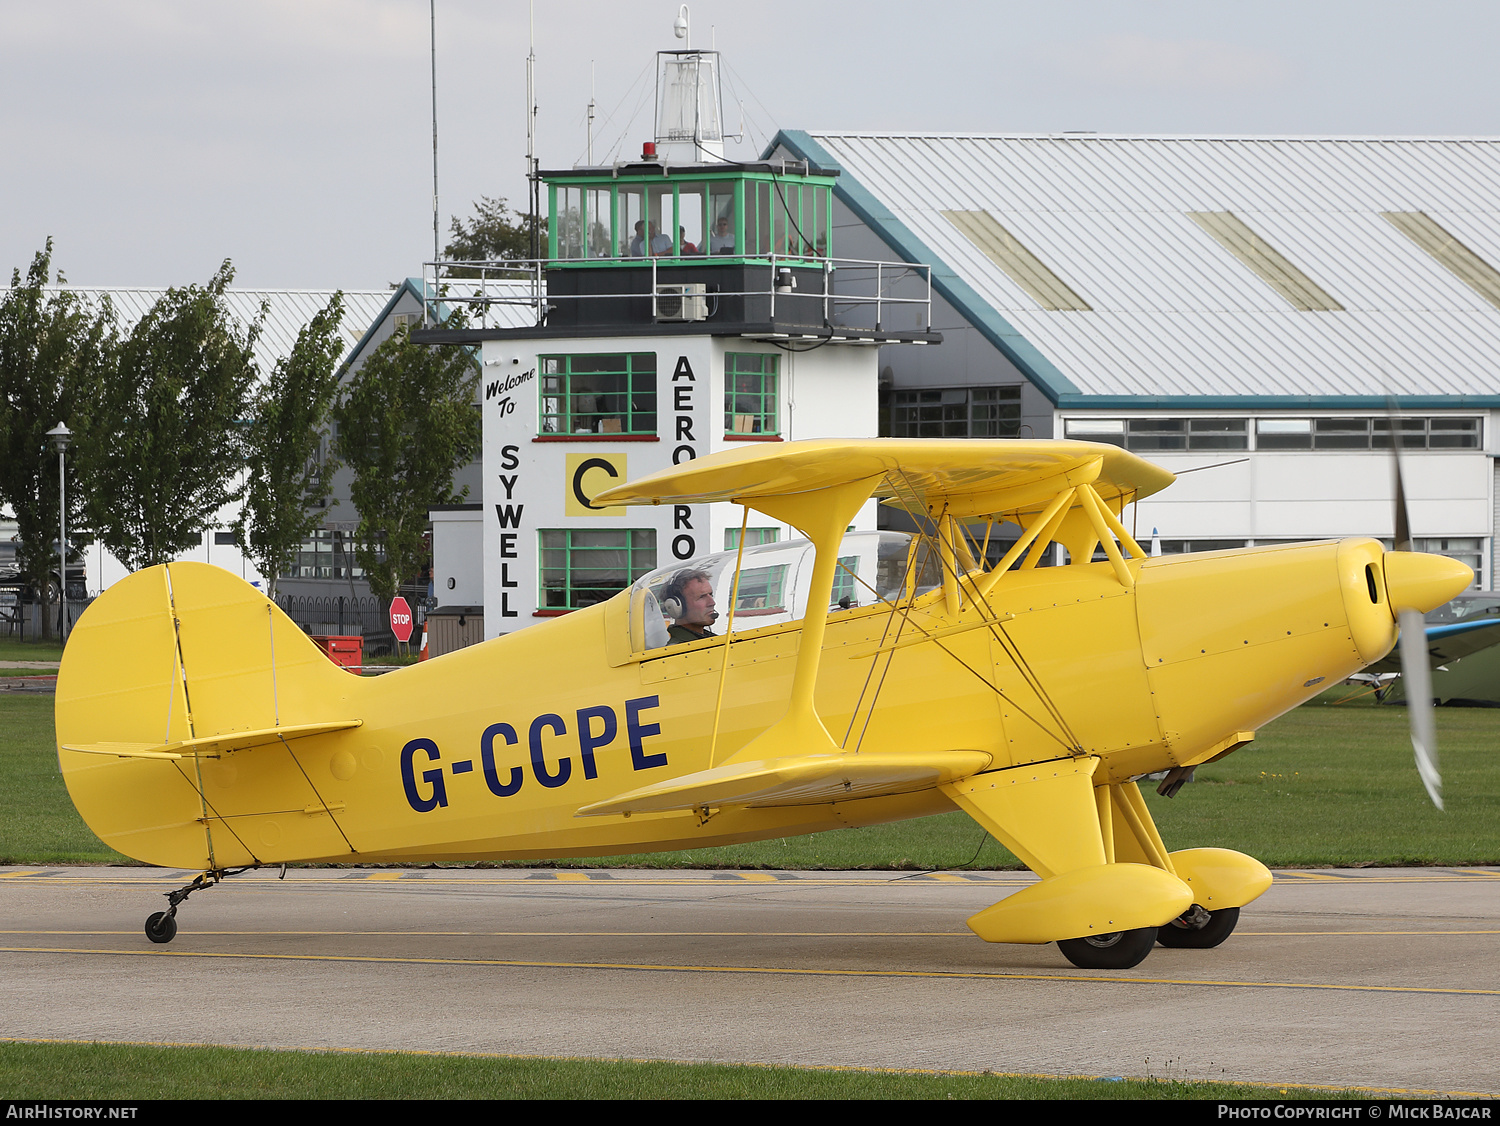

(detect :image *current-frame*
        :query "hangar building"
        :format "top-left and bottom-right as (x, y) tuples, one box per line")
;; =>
(767, 131), (1500, 585)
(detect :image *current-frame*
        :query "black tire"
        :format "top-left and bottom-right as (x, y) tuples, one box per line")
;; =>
(1157, 904), (1240, 948)
(144, 911), (177, 944)
(1057, 926), (1157, 969)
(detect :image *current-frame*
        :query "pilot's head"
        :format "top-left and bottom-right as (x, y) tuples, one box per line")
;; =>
(662, 569), (716, 633)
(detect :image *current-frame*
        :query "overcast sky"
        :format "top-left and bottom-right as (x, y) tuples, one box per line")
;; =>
(6, 0), (1500, 291)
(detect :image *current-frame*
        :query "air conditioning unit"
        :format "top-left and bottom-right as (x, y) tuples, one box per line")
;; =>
(654, 283), (707, 322)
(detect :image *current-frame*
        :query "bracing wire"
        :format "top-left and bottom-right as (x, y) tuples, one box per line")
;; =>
(830, 484), (1068, 757)
(886, 470), (1086, 754)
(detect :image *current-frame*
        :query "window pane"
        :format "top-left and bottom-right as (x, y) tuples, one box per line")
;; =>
(1187, 418), (1249, 450)
(725, 353), (779, 435)
(1313, 418), (1371, 450)
(1428, 417), (1481, 449)
(725, 527), (780, 550)
(556, 186), (584, 259)
(884, 386), (1021, 439)
(643, 186), (672, 256)
(709, 184), (737, 254)
(539, 529), (658, 609)
(677, 183), (706, 256)
(734, 564), (788, 612)
(1064, 418), (1126, 447)
(538, 353), (656, 435)
(586, 187), (612, 259)
(1126, 418), (1186, 451)
(1256, 418), (1311, 449)
(619, 187), (645, 257)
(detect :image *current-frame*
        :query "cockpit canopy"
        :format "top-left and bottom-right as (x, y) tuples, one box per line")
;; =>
(626, 531), (942, 654)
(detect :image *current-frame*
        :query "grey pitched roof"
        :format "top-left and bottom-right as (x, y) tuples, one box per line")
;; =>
(775, 131), (1500, 406)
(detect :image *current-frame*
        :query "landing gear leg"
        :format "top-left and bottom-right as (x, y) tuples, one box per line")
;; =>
(143, 867), (249, 944)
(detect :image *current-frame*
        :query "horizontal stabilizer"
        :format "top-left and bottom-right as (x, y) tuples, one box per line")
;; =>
(576, 749), (993, 817)
(61, 720), (362, 761)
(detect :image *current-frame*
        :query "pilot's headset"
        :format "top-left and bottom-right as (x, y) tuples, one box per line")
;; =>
(658, 574), (688, 620)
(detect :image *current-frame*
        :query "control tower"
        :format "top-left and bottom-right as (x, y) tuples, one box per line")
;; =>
(417, 23), (938, 638)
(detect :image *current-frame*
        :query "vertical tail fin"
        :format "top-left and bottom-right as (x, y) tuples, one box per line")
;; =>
(56, 563), (365, 868)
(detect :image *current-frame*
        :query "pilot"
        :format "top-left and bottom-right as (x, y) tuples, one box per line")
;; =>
(661, 569), (717, 644)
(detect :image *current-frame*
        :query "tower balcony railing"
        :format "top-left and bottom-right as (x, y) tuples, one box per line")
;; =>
(419, 255), (933, 336)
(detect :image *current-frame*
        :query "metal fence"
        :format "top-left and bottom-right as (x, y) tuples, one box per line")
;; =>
(276, 594), (395, 656)
(420, 255), (934, 334)
(0, 589), (91, 642)
(275, 588), (430, 658)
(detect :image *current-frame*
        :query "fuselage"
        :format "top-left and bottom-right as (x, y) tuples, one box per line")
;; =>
(57, 535), (1434, 870)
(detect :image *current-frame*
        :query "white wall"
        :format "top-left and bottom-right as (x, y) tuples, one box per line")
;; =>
(479, 333), (880, 638)
(1129, 448), (1490, 545)
(430, 508), (483, 605)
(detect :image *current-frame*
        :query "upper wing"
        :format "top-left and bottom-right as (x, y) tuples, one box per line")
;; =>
(592, 438), (1174, 521)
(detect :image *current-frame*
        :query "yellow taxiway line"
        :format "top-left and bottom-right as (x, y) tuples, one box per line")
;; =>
(4, 944), (1500, 997)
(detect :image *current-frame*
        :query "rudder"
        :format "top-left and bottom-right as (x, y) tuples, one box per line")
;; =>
(56, 563), (364, 869)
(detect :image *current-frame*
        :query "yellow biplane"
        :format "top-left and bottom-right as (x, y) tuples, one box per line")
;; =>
(54, 439), (1470, 968)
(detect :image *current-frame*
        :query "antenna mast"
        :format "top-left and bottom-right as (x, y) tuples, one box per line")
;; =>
(586, 61), (596, 166)
(527, 1), (540, 261)
(430, 0), (440, 264)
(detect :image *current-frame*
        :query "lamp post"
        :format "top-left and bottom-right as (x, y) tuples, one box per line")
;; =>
(45, 423), (71, 643)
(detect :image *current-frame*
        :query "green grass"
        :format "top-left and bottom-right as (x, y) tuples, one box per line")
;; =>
(0, 1041), (1359, 1100)
(3, 693), (1497, 868)
(0, 636), (65, 662)
(1142, 701), (1500, 867)
(0, 695), (131, 864)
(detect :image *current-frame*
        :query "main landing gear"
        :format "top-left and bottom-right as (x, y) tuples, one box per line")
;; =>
(1156, 904), (1240, 949)
(142, 867), (255, 944)
(1057, 927), (1159, 969)
(1055, 906), (1242, 968)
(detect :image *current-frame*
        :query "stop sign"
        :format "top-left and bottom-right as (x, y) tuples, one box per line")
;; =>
(389, 596), (415, 643)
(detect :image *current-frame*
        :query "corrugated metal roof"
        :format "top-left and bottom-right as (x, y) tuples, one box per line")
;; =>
(40, 287), (395, 374)
(783, 132), (1500, 403)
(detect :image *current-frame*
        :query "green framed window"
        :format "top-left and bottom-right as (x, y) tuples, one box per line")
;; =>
(830, 555), (860, 608)
(540, 353), (657, 435)
(733, 563), (789, 614)
(725, 527), (780, 551)
(725, 353), (779, 435)
(539, 529), (657, 610)
(548, 175), (833, 263)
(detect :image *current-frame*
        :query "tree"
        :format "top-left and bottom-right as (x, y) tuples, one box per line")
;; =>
(236, 293), (346, 600)
(331, 324), (480, 607)
(78, 261), (260, 573)
(0, 241), (115, 640)
(444, 196), (546, 263)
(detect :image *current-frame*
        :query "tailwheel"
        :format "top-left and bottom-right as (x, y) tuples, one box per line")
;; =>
(1057, 926), (1157, 969)
(1157, 904), (1240, 949)
(144, 911), (177, 944)
(140, 867), (249, 945)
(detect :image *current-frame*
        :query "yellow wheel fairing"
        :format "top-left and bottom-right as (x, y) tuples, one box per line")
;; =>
(965, 862), (1194, 944)
(1166, 847), (1274, 911)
